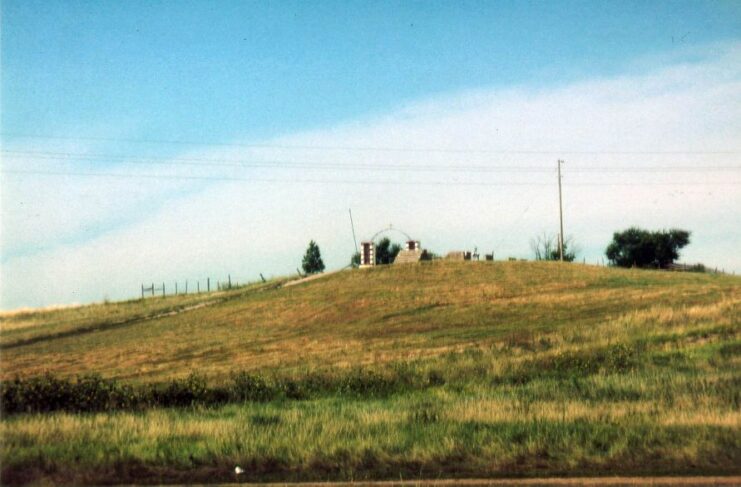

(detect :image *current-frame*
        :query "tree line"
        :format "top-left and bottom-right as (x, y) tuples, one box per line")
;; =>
(530, 227), (691, 269)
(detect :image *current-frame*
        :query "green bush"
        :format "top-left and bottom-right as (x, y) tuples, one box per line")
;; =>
(0, 373), (139, 414)
(0, 364), (434, 415)
(336, 368), (398, 397)
(230, 372), (277, 402)
(149, 373), (213, 408)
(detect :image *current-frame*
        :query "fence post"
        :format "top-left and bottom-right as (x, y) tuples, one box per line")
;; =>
(207, 278), (210, 292)
(185, 280), (188, 294)
(260, 273), (266, 283)
(228, 274), (232, 289)
(141, 284), (144, 299)
(162, 282), (166, 297)
(197, 280), (200, 293)
(175, 282), (178, 295)
(151, 283), (155, 296)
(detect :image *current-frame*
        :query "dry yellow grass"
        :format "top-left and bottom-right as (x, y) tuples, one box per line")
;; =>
(1, 261), (738, 382)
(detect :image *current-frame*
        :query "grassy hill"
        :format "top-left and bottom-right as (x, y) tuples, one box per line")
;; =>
(1, 261), (739, 484)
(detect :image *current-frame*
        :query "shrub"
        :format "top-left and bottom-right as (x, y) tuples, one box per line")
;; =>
(230, 372), (277, 402)
(0, 363), (434, 415)
(0, 373), (140, 414)
(149, 373), (212, 408)
(336, 368), (399, 398)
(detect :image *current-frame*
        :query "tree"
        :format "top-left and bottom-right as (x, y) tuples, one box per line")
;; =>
(301, 240), (325, 274)
(375, 237), (402, 265)
(530, 232), (576, 262)
(350, 252), (360, 268)
(606, 227), (690, 268)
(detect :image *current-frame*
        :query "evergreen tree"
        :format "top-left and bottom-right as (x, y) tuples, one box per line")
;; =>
(375, 237), (402, 265)
(302, 240), (325, 274)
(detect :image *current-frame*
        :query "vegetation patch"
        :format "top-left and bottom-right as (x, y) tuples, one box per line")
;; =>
(1, 262), (738, 485)
(408, 400), (442, 424)
(496, 343), (641, 385)
(1, 366), (436, 415)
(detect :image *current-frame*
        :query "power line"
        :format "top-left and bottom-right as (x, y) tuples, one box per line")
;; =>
(0, 150), (566, 172)
(3, 168), (740, 186)
(0, 169), (553, 185)
(3, 151), (741, 173)
(1, 133), (738, 155)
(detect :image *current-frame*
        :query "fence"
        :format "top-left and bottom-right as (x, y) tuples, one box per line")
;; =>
(141, 282), (166, 298)
(667, 263), (731, 274)
(140, 274), (238, 299)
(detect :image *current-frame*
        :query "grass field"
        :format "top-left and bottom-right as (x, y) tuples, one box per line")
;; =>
(1, 261), (739, 485)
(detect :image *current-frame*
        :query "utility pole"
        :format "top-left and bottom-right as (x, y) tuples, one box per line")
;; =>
(557, 159), (565, 262)
(349, 208), (359, 255)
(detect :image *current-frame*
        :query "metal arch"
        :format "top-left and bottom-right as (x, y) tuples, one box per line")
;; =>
(368, 225), (414, 243)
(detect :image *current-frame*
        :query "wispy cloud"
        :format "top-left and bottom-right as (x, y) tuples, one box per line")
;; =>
(2, 42), (740, 309)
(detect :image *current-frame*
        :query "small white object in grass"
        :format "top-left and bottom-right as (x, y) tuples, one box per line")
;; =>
(235, 466), (244, 474)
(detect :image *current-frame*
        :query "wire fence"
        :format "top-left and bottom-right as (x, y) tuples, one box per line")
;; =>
(140, 274), (239, 299)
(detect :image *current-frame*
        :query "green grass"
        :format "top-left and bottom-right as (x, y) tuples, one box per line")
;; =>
(1, 261), (739, 485)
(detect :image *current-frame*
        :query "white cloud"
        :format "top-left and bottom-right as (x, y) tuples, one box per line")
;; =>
(2, 42), (740, 308)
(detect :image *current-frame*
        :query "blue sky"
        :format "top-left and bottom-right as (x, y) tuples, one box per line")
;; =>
(4, 1), (739, 143)
(1, 1), (740, 309)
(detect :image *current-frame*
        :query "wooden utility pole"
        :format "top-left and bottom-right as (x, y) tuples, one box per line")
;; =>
(557, 159), (565, 262)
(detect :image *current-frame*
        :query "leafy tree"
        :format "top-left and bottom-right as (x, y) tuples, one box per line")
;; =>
(606, 227), (690, 268)
(350, 252), (360, 268)
(375, 237), (402, 265)
(530, 233), (576, 262)
(301, 240), (325, 274)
